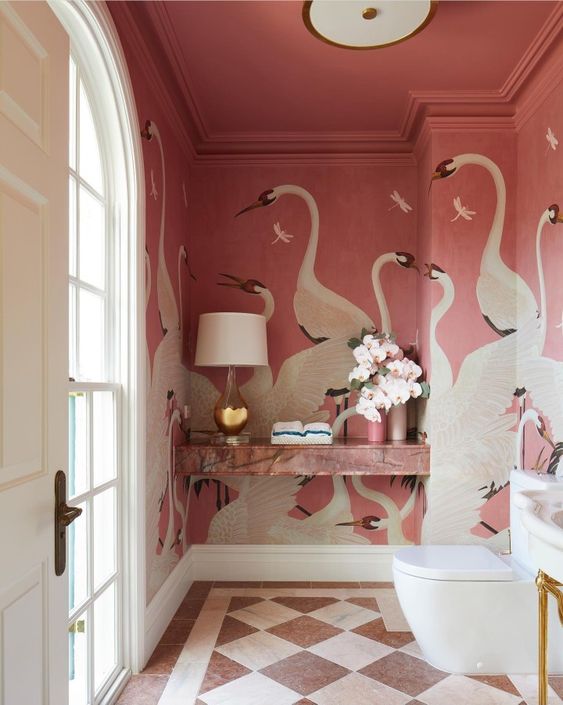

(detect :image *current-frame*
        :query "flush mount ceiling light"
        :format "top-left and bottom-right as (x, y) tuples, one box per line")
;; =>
(303, 0), (438, 50)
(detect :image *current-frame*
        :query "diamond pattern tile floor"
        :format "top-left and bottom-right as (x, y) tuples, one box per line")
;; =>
(119, 582), (549, 705)
(260, 651), (350, 695)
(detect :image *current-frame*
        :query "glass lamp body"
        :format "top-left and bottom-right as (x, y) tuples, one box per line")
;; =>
(214, 366), (248, 435)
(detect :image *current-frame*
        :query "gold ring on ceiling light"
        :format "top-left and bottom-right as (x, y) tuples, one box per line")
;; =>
(303, 0), (438, 50)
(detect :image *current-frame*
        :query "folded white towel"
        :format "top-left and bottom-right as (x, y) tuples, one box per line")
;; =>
(271, 420), (333, 445)
(272, 421), (304, 434)
(303, 422), (332, 435)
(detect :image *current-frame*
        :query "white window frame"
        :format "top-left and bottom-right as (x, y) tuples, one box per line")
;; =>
(49, 1), (146, 701)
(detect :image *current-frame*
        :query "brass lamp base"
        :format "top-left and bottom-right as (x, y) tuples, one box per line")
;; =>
(214, 366), (249, 435)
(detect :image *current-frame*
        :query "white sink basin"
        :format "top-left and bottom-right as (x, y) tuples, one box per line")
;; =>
(515, 489), (563, 583)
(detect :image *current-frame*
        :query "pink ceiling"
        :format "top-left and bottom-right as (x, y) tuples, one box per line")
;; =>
(156, 0), (556, 140)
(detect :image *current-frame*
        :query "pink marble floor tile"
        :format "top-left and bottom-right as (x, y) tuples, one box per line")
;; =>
(359, 651), (448, 697)
(116, 675), (168, 705)
(352, 618), (415, 648)
(174, 597), (207, 620)
(215, 615), (259, 646)
(345, 596), (379, 611)
(198, 650), (251, 694)
(260, 651), (350, 695)
(267, 615), (343, 648)
(159, 619), (195, 645)
(469, 675), (521, 696)
(228, 595), (265, 612)
(271, 596), (340, 613)
(142, 644), (183, 675)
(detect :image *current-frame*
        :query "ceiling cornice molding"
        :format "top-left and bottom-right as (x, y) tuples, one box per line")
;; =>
(108, 2), (197, 163)
(132, 1), (562, 161)
(500, 3), (563, 102)
(144, 2), (210, 143)
(190, 152), (417, 167)
(513, 8), (563, 132)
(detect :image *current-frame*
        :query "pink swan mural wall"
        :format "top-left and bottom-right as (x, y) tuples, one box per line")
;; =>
(109, 3), (563, 605)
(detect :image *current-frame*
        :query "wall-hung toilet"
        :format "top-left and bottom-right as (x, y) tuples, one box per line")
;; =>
(393, 469), (563, 674)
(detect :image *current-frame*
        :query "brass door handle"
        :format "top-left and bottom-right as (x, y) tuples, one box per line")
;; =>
(57, 503), (82, 527)
(54, 470), (82, 576)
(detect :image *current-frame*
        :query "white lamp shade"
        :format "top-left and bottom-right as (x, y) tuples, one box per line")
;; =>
(194, 312), (268, 367)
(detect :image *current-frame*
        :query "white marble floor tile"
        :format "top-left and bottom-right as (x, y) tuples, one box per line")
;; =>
(308, 600), (377, 630)
(308, 631), (394, 671)
(215, 630), (301, 670)
(228, 600), (302, 629)
(199, 671), (300, 705)
(311, 671), (411, 705)
(175, 597), (230, 664)
(420, 674), (524, 705)
(398, 640), (425, 660)
(157, 661), (208, 705)
(509, 673), (563, 705)
(373, 589), (411, 631)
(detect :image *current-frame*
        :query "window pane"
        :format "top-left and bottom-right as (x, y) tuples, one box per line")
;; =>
(94, 583), (117, 693)
(68, 501), (88, 612)
(93, 391), (116, 487)
(78, 289), (105, 381)
(69, 58), (77, 172)
(93, 488), (116, 590)
(69, 177), (77, 278)
(79, 82), (103, 194)
(79, 186), (105, 290)
(68, 611), (88, 705)
(69, 283), (77, 380)
(68, 392), (88, 497)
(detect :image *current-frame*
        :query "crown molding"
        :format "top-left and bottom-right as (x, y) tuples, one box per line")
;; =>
(114, 1), (562, 162)
(143, 2), (210, 144)
(107, 2), (196, 163)
(190, 152), (417, 167)
(500, 3), (563, 102)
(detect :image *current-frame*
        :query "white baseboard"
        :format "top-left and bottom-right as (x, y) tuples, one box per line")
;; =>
(143, 550), (195, 665)
(188, 544), (397, 582)
(143, 544), (398, 665)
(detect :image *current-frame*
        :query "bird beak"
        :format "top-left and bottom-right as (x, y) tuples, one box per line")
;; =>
(557, 213), (563, 223)
(217, 273), (244, 289)
(335, 519), (362, 527)
(235, 200), (263, 217)
(423, 263), (432, 278)
(428, 171), (441, 194)
(542, 427), (556, 448)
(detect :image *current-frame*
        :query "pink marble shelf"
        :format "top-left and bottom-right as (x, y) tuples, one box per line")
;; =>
(174, 438), (430, 477)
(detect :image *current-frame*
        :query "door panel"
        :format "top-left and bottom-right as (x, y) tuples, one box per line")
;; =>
(0, 2), (69, 705)
(0, 171), (46, 488)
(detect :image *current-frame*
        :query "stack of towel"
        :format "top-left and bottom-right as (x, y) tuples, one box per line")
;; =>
(271, 421), (333, 445)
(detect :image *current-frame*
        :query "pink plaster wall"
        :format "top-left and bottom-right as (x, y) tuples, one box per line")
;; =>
(184, 163), (424, 545)
(109, 1), (563, 597)
(109, 11), (195, 602)
(516, 74), (563, 472)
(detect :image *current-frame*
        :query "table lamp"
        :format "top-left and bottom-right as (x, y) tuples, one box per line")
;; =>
(194, 312), (268, 438)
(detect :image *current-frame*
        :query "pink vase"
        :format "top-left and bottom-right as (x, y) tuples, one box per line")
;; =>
(367, 413), (387, 442)
(387, 403), (407, 441)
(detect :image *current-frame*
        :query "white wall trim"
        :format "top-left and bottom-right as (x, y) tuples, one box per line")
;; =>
(188, 544), (397, 583)
(143, 551), (195, 667)
(48, 0), (146, 677)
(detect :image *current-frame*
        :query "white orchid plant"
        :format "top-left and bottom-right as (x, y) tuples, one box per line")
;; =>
(348, 330), (430, 423)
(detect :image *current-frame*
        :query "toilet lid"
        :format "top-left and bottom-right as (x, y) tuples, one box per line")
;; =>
(393, 545), (513, 581)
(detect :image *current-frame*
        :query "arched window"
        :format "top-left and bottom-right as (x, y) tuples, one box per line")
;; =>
(51, 1), (145, 701)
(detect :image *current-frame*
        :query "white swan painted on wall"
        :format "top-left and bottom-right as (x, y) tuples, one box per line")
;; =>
(207, 475), (369, 545)
(425, 263), (537, 490)
(216, 273), (355, 435)
(432, 154), (537, 337)
(142, 120), (194, 598)
(336, 476), (418, 545)
(236, 185), (375, 343)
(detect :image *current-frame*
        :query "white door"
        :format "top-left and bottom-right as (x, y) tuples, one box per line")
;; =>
(0, 2), (69, 704)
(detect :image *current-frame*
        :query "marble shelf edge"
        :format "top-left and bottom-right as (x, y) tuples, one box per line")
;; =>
(174, 439), (430, 477)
